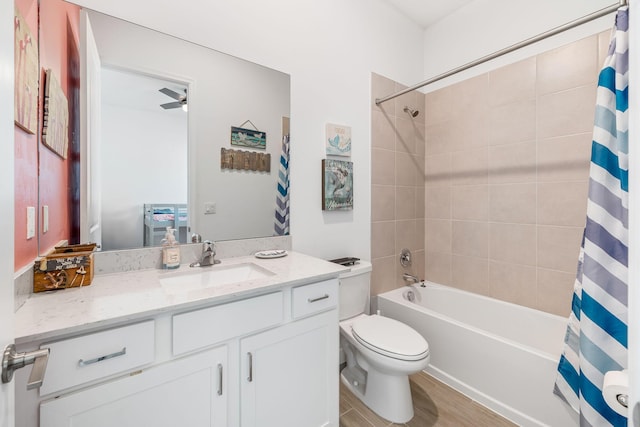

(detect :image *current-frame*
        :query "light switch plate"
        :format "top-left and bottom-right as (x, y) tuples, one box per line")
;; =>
(27, 206), (36, 239)
(43, 205), (49, 233)
(204, 202), (216, 215)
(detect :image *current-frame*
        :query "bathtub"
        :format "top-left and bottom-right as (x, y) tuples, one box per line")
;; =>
(377, 283), (579, 427)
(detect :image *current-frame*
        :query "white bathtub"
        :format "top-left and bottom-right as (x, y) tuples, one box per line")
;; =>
(377, 283), (579, 427)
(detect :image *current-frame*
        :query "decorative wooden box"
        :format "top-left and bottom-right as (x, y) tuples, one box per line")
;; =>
(33, 243), (96, 292)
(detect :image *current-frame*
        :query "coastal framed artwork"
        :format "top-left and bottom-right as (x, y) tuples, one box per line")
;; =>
(230, 126), (266, 149)
(14, 8), (39, 134)
(42, 69), (69, 159)
(325, 123), (351, 156)
(322, 159), (353, 210)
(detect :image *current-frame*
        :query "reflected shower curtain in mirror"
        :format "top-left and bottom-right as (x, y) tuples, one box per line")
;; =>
(554, 6), (629, 427)
(275, 134), (290, 235)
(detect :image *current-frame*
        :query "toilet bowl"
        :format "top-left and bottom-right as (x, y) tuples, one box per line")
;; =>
(339, 314), (429, 423)
(338, 261), (430, 423)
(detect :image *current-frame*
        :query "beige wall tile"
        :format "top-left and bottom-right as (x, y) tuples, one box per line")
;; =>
(537, 226), (583, 273)
(452, 147), (488, 186)
(414, 154), (426, 186)
(371, 256), (398, 295)
(452, 255), (489, 295)
(426, 219), (451, 254)
(537, 181), (588, 227)
(425, 86), (454, 126)
(489, 261), (537, 307)
(416, 187), (425, 219)
(538, 85), (597, 139)
(489, 183), (536, 224)
(396, 219), (417, 254)
(450, 110), (488, 152)
(371, 73), (396, 115)
(598, 30), (611, 69)
(416, 123), (426, 158)
(452, 185), (488, 221)
(396, 152), (417, 186)
(488, 100), (536, 146)
(426, 152), (452, 187)
(372, 148), (395, 185)
(372, 185), (395, 221)
(536, 268), (575, 316)
(452, 220), (488, 258)
(394, 83), (419, 122)
(416, 218), (425, 251)
(426, 121), (454, 155)
(371, 109), (396, 150)
(425, 251), (452, 285)
(488, 140), (536, 184)
(451, 74), (488, 116)
(414, 249), (426, 279)
(537, 133), (591, 182)
(425, 186), (451, 219)
(396, 186), (417, 220)
(537, 35), (598, 95)
(488, 57), (536, 107)
(489, 223), (536, 266)
(372, 221), (396, 259)
(396, 116), (417, 154)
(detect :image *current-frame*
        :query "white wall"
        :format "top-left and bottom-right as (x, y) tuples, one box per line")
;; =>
(69, 0), (425, 261)
(101, 103), (187, 250)
(422, 0), (618, 91)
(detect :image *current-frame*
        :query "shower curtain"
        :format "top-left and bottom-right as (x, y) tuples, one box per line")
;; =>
(554, 6), (629, 427)
(274, 133), (290, 235)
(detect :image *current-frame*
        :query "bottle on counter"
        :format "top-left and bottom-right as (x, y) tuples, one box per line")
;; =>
(162, 227), (181, 269)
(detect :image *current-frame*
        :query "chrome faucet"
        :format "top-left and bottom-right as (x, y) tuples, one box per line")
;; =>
(190, 240), (220, 267)
(402, 273), (424, 287)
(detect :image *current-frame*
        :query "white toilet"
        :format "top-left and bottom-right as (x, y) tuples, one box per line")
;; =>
(339, 261), (430, 423)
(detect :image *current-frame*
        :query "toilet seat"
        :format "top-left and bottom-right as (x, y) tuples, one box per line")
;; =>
(351, 315), (429, 361)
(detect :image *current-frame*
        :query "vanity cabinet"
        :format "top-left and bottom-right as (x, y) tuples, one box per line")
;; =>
(17, 277), (339, 427)
(40, 345), (228, 427)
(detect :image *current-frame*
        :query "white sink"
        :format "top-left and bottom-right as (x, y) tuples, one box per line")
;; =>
(160, 263), (275, 293)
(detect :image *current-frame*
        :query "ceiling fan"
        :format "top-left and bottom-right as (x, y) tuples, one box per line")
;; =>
(159, 87), (188, 111)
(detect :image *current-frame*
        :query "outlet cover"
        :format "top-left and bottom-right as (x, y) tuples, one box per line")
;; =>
(43, 205), (49, 233)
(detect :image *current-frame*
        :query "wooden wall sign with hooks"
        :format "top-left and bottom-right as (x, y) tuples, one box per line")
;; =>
(221, 148), (271, 172)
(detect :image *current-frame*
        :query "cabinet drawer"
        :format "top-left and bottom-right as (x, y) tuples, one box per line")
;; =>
(40, 320), (155, 396)
(292, 279), (338, 319)
(173, 291), (284, 355)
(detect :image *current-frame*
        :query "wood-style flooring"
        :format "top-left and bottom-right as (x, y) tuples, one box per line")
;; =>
(339, 371), (518, 427)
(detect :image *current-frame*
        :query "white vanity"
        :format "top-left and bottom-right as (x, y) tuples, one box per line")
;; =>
(14, 252), (346, 427)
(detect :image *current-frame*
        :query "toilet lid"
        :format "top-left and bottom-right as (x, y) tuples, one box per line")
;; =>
(351, 315), (429, 361)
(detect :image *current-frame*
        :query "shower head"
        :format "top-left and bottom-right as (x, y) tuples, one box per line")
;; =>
(403, 106), (419, 118)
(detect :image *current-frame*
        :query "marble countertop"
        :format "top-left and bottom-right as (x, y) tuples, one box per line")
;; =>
(15, 251), (348, 345)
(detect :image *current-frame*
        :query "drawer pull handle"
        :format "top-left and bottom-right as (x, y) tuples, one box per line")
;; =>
(308, 294), (330, 303)
(247, 352), (253, 382)
(78, 347), (127, 367)
(217, 363), (223, 396)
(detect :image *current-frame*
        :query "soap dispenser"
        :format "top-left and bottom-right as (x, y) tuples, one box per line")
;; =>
(162, 227), (181, 269)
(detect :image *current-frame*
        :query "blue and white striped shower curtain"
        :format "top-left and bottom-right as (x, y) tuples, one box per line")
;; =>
(274, 134), (290, 235)
(554, 6), (629, 427)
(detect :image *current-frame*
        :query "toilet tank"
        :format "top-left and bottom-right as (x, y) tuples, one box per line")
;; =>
(339, 261), (372, 321)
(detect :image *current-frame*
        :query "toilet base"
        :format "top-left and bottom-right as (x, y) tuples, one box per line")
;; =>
(340, 366), (414, 423)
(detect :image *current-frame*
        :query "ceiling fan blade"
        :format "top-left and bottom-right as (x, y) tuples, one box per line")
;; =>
(159, 87), (184, 101)
(160, 101), (183, 109)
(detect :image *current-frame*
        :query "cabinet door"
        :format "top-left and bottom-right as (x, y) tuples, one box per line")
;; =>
(40, 346), (228, 427)
(240, 310), (338, 427)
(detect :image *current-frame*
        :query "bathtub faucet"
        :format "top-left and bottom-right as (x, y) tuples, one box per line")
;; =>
(402, 273), (424, 287)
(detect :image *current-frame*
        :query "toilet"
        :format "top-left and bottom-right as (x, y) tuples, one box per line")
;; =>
(339, 261), (430, 423)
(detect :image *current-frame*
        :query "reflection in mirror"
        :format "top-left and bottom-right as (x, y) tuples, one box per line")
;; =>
(36, 2), (291, 255)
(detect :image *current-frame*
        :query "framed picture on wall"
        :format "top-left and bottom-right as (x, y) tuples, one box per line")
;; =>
(230, 126), (266, 149)
(14, 8), (39, 134)
(322, 159), (353, 210)
(325, 123), (351, 156)
(42, 69), (69, 159)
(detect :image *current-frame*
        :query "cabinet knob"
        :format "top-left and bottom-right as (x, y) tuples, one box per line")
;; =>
(2, 344), (50, 390)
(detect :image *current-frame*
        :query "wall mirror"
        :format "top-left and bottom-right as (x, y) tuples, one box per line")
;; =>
(36, 1), (291, 255)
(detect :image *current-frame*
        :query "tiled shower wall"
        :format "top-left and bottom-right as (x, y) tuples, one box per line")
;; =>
(371, 31), (610, 316)
(370, 76), (426, 296)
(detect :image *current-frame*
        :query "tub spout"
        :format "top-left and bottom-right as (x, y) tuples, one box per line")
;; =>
(402, 273), (421, 285)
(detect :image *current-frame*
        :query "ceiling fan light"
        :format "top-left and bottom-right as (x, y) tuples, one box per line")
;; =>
(182, 103), (188, 112)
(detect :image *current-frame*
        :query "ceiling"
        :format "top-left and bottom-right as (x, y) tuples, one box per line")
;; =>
(381, 0), (474, 28)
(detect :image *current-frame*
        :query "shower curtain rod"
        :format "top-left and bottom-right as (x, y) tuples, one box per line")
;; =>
(375, 0), (628, 105)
